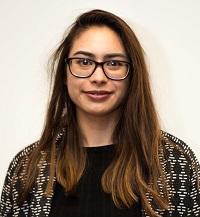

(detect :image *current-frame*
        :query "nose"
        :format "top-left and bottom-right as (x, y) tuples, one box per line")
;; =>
(89, 64), (108, 84)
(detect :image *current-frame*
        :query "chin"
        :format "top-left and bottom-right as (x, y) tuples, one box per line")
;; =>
(86, 110), (110, 116)
(84, 107), (120, 117)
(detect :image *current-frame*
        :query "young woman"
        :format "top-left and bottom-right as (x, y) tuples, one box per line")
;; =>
(0, 9), (199, 217)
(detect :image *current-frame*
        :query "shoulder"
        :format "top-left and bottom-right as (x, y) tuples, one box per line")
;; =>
(6, 141), (39, 179)
(160, 131), (200, 188)
(161, 131), (200, 167)
(160, 133), (200, 215)
(0, 142), (40, 215)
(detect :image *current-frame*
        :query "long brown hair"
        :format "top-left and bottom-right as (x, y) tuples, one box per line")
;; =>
(19, 9), (168, 216)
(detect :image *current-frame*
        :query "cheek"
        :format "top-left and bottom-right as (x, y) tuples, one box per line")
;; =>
(66, 74), (75, 100)
(66, 74), (83, 102)
(116, 80), (129, 98)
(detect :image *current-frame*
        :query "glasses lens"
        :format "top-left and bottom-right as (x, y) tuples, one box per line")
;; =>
(69, 58), (95, 77)
(103, 60), (129, 80)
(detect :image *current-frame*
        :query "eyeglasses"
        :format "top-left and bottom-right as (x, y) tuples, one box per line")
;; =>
(65, 58), (130, 80)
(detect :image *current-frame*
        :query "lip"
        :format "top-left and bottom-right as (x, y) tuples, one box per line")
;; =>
(83, 90), (113, 101)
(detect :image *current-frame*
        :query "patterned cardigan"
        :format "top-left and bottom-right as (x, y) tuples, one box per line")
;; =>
(0, 132), (200, 217)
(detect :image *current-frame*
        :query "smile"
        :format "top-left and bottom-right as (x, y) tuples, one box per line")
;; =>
(83, 90), (113, 101)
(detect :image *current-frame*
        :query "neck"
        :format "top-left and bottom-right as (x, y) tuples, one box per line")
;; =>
(77, 110), (119, 147)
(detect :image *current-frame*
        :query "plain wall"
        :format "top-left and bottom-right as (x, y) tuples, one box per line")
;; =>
(0, 0), (200, 191)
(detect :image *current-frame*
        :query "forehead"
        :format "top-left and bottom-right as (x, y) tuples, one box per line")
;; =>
(68, 26), (126, 57)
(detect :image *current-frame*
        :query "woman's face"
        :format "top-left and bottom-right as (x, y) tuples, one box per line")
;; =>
(66, 26), (129, 117)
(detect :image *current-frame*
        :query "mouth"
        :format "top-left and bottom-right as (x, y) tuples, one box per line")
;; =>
(83, 90), (113, 101)
(84, 90), (113, 95)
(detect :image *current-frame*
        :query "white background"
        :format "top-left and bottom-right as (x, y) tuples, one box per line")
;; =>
(0, 0), (199, 191)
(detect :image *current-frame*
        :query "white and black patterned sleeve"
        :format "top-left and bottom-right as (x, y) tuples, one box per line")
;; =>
(0, 158), (15, 216)
(164, 132), (200, 216)
(0, 143), (37, 217)
(186, 146), (200, 216)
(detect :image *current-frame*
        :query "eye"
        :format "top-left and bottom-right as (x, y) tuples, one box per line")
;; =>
(106, 60), (123, 67)
(76, 58), (93, 66)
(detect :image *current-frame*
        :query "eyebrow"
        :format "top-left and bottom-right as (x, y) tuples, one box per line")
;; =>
(71, 51), (127, 59)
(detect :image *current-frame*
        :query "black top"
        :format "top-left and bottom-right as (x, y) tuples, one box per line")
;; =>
(49, 144), (142, 217)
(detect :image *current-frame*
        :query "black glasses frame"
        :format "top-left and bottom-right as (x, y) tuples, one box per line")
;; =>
(65, 57), (130, 80)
